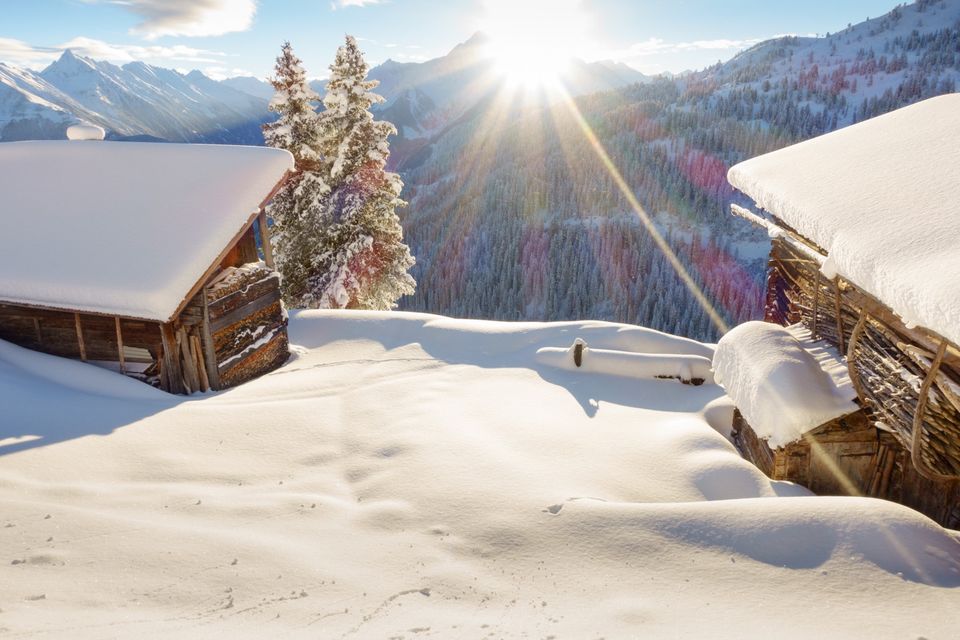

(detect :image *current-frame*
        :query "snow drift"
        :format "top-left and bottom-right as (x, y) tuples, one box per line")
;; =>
(1, 310), (957, 639)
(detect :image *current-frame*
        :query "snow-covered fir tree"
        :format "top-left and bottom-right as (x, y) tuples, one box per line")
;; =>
(309, 35), (416, 309)
(262, 42), (329, 305)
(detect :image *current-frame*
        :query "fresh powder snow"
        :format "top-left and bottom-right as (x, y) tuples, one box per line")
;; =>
(713, 321), (859, 448)
(727, 93), (960, 346)
(1, 310), (958, 638)
(0, 141), (293, 320)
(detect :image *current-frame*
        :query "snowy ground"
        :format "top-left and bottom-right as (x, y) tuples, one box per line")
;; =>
(1, 310), (958, 639)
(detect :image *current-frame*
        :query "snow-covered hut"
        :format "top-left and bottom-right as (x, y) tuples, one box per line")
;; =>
(0, 133), (294, 394)
(724, 93), (960, 527)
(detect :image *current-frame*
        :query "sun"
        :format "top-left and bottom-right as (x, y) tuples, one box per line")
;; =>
(480, 0), (592, 89)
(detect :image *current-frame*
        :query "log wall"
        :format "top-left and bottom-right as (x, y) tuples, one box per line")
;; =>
(203, 263), (288, 390)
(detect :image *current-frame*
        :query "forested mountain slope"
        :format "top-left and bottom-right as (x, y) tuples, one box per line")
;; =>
(396, 0), (960, 341)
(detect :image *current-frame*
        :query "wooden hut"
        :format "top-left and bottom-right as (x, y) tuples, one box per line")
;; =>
(0, 130), (294, 394)
(723, 93), (960, 527)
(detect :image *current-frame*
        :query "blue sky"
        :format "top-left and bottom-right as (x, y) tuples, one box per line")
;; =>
(0, 0), (910, 79)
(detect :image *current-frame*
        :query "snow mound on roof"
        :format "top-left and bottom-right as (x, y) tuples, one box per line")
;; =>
(0, 141), (293, 320)
(66, 123), (105, 140)
(727, 93), (960, 345)
(713, 321), (859, 447)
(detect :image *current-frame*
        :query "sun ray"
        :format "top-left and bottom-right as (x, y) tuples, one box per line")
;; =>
(552, 85), (730, 335)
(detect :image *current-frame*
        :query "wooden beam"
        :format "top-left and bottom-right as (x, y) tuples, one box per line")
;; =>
(731, 204), (826, 264)
(74, 312), (87, 361)
(115, 316), (126, 374)
(258, 207), (275, 269)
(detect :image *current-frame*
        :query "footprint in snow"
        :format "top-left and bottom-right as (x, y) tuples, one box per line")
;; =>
(542, 504), (563, 515)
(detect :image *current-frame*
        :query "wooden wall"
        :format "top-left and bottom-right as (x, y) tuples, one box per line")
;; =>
(0, 303), (160, 366)
(733, 410), (960, 528)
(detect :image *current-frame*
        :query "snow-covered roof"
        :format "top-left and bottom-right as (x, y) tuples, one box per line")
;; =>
(727, 93), (960, 346)
(713, 321), (859, 448)
(0, 141), (293, 321)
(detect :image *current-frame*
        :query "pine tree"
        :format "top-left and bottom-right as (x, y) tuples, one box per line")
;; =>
(308, 35), (416, 309)
(262, 42), (329, 305)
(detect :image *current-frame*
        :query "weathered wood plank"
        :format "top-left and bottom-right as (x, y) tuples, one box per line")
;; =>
(200, 289), (221, 391)
(258, 208), (274, 269)
(115, 316), (126, 374)
(177, 327), (199, 394)
(207, 275), (280, 321)
(210, 288), (281, 334)
(160, 323), (184, 394)
(192, 334), (209, 392)
(74, 313), (87, 361)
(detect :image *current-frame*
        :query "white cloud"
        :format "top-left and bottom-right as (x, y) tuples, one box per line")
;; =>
(609, 36), (771, 60)
(593, 33), (797, 74)
(85, 0), (257, 39)
(60, 37), (227, 63)
(202, 65), (255, 80)
(0, 38), (60, 68)
(0, 36), (228, 70)
(331, 0), (384, 9)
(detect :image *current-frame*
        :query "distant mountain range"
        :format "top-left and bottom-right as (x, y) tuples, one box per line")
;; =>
(0, 32), (648, 144)
(0, 49), (268, 143)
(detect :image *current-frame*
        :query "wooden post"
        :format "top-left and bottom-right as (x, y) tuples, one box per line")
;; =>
(115, 316), (126, 374)
(192, 334), (209, 392)
(810, 265), (821, 340)
(160, 323), (185, 394)
(200, 289), (221, 391)
(33, 318), (42, 345)
(258, 207), (275, 269)
(177, 327), (199, 394)
(833, 277), (845, 355)
(74, 313), (87, 361)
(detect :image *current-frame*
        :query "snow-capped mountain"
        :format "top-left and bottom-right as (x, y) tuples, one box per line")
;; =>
(0, 62), (103, 140)
(693, 0), (959, 129)
(0, 50), (269, 143)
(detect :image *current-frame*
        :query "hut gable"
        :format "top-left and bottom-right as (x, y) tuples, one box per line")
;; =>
(728, 93), (960, 346)
(0, 140), (293, 322)
(0, 139), (295, 395)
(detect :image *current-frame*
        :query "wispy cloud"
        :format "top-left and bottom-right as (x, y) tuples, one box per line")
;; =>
(0, 38), (60, 68)
(84, 0), (257, 39)
(331, 0), (384, 9)
(594, 33), (796, 73)
(0, 36), (228, 70)
(202, 65), (255, 80)
(609, 35), (773, 59)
